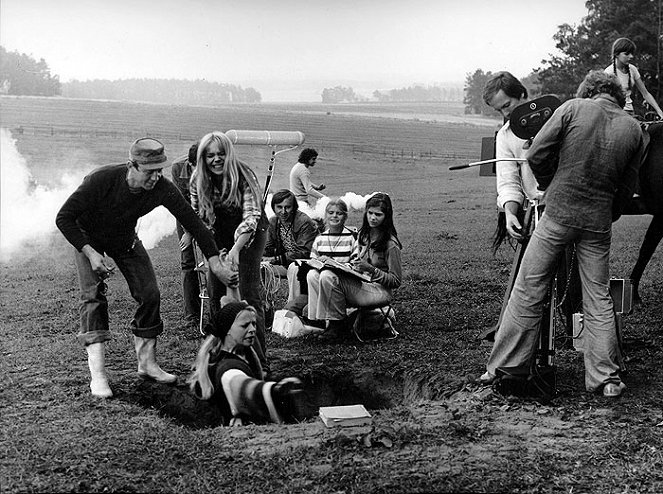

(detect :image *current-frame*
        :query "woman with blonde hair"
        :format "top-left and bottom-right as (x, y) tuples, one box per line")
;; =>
(187, 131), (269, 367)
(307, 193), (402, 340)
(188, 302), (303, 425)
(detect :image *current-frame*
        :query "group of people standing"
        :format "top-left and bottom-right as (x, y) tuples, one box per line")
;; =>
(478, 36), (654, 398)
(56, 132), (402, 425)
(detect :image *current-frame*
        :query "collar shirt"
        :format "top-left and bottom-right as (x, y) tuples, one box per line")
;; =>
(526, 97), (644, 233)
(495, 121), (544, 209)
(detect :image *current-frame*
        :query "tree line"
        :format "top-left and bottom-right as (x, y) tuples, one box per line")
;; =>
(320, 84), (463, 103)
(464, 0), (662, 115)
(63, 79), (262, 104)
(0, 46), (61, 96)
(0, 46), (261, 104)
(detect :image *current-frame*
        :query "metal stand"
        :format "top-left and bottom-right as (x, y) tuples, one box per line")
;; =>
(192, 240), (209, 336)
(262, 145), (301, 205)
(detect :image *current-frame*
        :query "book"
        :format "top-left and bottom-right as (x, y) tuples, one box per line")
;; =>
(319, 404), (372, 428)
(305, 257), (373, 282)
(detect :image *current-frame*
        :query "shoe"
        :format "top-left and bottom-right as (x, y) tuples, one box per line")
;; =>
(603, 382), (626, 397)
(86, 342), (113, 398)
(317, 327), (341, 341)
(477, 371), (497, 385)
(134, 336), (177, 384)
(272, 377), (305, 422)
(317, 319), (346, 341)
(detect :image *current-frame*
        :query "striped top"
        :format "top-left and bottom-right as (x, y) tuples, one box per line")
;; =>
(311, 227), (357, 263)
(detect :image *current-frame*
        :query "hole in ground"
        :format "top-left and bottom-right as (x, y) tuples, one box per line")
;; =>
(118, 365), (406, 429)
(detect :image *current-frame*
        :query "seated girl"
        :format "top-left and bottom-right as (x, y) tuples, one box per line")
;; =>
(306, 193), (402, 340)
(188, 301), (303, 425)
(288, 198), (357, 310)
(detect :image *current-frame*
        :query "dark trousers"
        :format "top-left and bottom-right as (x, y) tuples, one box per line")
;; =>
(75, 240), (162, 346)
(208, 226), (269, 367)
(176, 221), (201, 320)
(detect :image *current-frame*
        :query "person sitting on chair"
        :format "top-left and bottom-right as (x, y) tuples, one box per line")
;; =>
(188, 301), (304, 426)
(263, 189), (319, 294)
(307, 193), (402, 341)
(287, 198), (357, 315)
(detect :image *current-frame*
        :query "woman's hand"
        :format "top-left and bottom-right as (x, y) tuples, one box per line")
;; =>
(351, 258), (373, 273)
(208, 255), (239, 287)
(227, 246), (241, 269)
(179, 231), (193, 251)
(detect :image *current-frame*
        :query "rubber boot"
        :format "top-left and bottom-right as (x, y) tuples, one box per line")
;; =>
(86, 342), (113, 398)
(134, 336), (177, 384)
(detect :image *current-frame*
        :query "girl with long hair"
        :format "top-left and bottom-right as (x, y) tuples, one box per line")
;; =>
(307, 193), (402, 340)
(188, 131), (269, 366)
(604, 37), (663, 119)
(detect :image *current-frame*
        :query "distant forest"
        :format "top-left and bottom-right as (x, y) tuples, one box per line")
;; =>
(0, 47), (263, 104)
(62, 78), (262, 104)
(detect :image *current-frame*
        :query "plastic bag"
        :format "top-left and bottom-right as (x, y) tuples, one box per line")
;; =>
(271, 309), (323, 338)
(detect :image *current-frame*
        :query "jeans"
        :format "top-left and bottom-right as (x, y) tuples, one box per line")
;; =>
(208, 226), (268, 365)
(176, 221), (200, 321)
(74, 239), (163, 346)
(307, 269), (392, 321)
(487, 215), (621, 391)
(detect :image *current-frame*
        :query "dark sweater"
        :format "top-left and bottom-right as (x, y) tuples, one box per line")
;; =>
(56, 164), (218, 257)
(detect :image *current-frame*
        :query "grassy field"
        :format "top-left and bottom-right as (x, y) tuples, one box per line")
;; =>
(1, 96), (663, 493)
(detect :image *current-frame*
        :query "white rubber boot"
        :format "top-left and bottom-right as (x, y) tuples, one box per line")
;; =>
(86, 342), (113, 398)
(134, 336), (177, 384)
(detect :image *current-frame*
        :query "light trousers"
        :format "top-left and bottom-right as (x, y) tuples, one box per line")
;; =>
(487, 215), (621, 392)
(307, 269), (392, 321)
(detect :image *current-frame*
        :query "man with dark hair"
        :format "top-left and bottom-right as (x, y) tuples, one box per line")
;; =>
(483, 71), (541, 240)
(289, 148), (326, 206)
(171, 142), (200, 327)
(480, 71), (645, 398)
(56, 137), (237, 399)
(264, 189), (318, 272)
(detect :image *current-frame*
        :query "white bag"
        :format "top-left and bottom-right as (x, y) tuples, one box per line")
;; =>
(272, 309), (323, 338)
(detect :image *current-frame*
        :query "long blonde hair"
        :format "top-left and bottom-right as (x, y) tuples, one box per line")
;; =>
(195, 131), (263, 225)
(187, 305), (258, 400)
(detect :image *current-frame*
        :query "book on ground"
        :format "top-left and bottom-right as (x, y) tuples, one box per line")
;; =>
(319, 404), (372, 428)
(306, 257), (372, 282)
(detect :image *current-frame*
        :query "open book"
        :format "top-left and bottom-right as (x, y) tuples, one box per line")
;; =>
(319, 404), (372, 428)
(305, 257), (372, 282)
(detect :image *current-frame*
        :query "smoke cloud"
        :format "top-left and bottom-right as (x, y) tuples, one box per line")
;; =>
(0, 128), (175, 262)
(0, 128), (86, 261)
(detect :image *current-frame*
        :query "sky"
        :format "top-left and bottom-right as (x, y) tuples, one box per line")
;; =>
(0, 0), (590, 101)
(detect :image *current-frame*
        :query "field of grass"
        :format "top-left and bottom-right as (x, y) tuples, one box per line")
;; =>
(1, 96), (663, 493)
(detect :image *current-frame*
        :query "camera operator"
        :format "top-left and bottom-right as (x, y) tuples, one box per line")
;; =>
(483, 71), (543, 242)
(480, 71), (645, 398)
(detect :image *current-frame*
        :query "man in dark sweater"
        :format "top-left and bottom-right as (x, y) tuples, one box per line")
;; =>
(56, 137), (236, 399)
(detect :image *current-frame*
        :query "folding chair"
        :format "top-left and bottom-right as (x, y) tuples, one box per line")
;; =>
(350, 303), (398, 343)
(192, 240), (209, 336)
